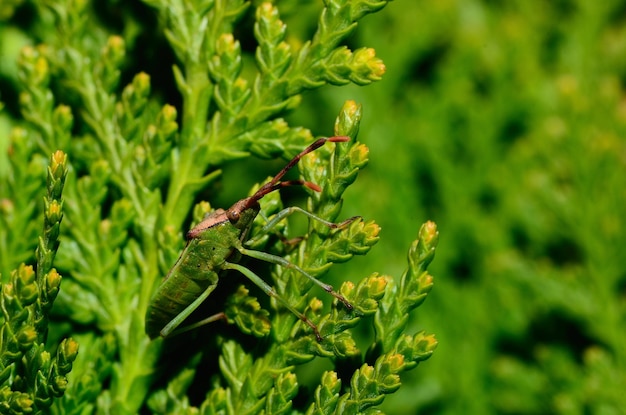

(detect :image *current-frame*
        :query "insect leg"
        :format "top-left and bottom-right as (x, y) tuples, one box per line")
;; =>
(246, 206), (360, 246)
(222, 262), (323, 341)
(165, 312), (226, 338)
(159, 283), (219, 338)
(236, 246), (353, 310)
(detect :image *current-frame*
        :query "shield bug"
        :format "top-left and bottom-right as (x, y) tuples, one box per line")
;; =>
(145, 136), (355, 340)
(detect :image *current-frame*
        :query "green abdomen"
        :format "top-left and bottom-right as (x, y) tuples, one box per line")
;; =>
(145, 222), (242, 338)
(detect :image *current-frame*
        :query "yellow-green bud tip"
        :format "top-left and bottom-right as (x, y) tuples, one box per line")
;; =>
(17, 327), (38, 346)
(133, 72), (151, 91)
(421, 221), (438, 246)
(309, 298), (323, 312)
(160, 104), (177, 121)
(63, 338), (80, 360)
(47, 269), (62, 289)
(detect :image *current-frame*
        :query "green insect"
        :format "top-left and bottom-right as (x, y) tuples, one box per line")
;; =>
(145, 136), (355, 340)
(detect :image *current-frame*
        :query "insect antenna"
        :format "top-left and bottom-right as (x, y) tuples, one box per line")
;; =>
(251, 136), (349, 202)
(251, 180), (321, 202)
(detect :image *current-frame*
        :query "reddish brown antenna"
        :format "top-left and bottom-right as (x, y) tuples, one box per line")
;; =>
(250, 136), (349, 202)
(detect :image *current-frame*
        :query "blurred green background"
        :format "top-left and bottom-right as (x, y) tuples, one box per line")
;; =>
(293, 1), (626, 413)
(2, 1), (626, 414)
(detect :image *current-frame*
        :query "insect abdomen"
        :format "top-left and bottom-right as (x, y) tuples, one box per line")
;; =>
(145, 223), (242, 338)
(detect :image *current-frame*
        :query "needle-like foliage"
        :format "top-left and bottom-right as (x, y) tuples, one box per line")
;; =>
(0, 1), (437, 413)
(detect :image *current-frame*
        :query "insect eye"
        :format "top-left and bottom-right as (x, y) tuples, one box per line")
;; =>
(227, 210), (240, 222)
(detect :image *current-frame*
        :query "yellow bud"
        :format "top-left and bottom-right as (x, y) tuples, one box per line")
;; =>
(46, 269), (62, 290)
(0, 199), (14, 216)
(309, 298), (323, 312)
(108, 35), (124, 50)
(160, 104), (178, 122)
(3, 283), (14, 297)
(257, 318), (271, 335)
(368, 275), (388, 297)
(53, 375), (68, 392)
(259, 1), (275, 16)
(52, 149), (67, 166)
(421, 221), (439, 246)
(353, 47), (374, 64)
(335, 100), (362, 137)
(18, 264), (36, 283)
(234, 77), (248, 91)
(359, 48), (386, 76)
(360, 364), (374, 379)
(421, 274), (433, 286)
(217, 33), (236, 54)
(133, 72), (150, 92)
(321, 370), (339, 388)
(280, 372), (298, 391)
(39, 350), (51, 366)
(14, 394), (33, 411)
(336, 335), (358, 357)
(340, 281), (355, 301)
(17, 327), (37, 348)
(104, 35), (125, 63)
(386, 353), (405, 372)
(134, 145), (147, 163)
(100, 219), (112, 235)
(34, 56), (49, 84)
(19, 92), (32, 107)
(63, 338), (79, 361)
(342, 100), (359, 118)
(350, 143), (370, 167)
(54, 104), (72, 119)
(365, 221), (381, 238)
(422, 334), (438, 350)
(48, 200), (62, 218)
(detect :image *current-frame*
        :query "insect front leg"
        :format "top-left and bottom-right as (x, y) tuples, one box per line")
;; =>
(246, 206), (360, 247)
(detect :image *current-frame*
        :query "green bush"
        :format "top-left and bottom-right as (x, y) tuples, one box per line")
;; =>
(3, 1), (625, 414)
(0, 1), (438, 414)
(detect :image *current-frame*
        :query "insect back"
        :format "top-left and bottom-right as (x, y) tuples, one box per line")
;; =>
(146, 137), (364, 340)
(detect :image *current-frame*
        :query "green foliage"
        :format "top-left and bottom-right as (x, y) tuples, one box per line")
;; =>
(0, 1), (438, 414)
(0, 151), (78, 414)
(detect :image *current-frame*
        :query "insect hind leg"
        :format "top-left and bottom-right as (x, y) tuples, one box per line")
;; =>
(237, 246), (353, 311)
(222, 261), (323, 341)
(159, 284), (222, 338)
(246, 206), (360, 247)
